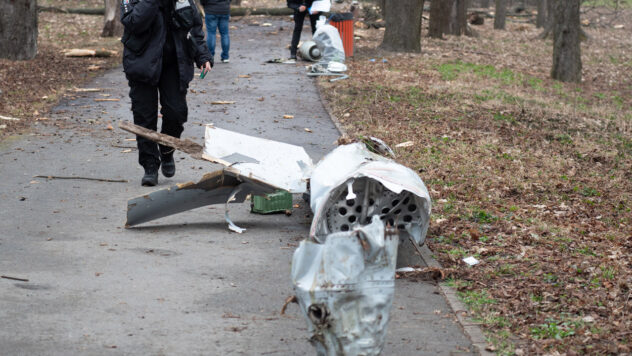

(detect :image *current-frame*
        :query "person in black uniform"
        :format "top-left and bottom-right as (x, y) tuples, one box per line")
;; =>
(120, 0), (212, 186)
(287, 0), (320, 60)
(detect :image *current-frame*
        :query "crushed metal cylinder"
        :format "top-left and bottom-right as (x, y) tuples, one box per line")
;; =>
(292, 143), (431, 356)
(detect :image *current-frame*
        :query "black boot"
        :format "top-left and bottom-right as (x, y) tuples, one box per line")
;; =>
(141, 164), (159, 186)
(161, 152), (176, 178)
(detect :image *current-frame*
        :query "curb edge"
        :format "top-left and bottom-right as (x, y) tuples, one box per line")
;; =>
(314, 78), (493, 356)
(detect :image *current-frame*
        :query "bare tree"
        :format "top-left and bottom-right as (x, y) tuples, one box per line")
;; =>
(0, 0), (38, 60)
(538, 0), (555, 38)
(451, 0), (469, 35)
(233, 0), (242, 6)
(429, 0), (453, 38)
(551, 0), (581, 82)
(381, 0), (424, 53)
(536, 0), (546, 28)
(481, 0), (491, 7)
(102, 0), (124, 37)
(494, 0), (507, 29)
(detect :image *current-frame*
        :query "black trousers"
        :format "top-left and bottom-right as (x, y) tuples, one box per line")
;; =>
(128, 63), (188, 168)
(290, 9), (319, 56)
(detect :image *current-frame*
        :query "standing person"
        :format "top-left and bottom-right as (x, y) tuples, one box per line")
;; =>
(202, 0), (231, 63)
(120, 0), (212, 186)
(287, 0), (320, 60)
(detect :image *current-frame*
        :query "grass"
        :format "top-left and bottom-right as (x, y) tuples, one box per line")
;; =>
(530, 318), (584, 340)
(322, 11), (632, 353)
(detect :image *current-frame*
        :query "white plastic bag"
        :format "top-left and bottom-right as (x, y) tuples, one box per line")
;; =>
(312, 23), (345, 64)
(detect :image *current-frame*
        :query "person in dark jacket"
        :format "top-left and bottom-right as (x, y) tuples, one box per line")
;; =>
(287, 0), (320, 60)
(201, 0), (231, 63)
(120, 0), (212, 186)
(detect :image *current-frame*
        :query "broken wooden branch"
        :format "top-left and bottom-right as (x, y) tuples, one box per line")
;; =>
(1, 275), (29, 282)
(72, 87), (103, 93)
(37, 6), (105, 15)
(64, 49), (116, 57)
(34, 175), (128, 183)
(119, 121), (204, 159)
(0, 115), (20, 121)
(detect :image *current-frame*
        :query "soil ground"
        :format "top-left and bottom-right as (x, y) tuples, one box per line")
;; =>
(320, 4), (632, 356)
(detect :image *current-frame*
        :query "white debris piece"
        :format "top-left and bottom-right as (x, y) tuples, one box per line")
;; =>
(202, 125), (313, 193)
(463, 256), (480, 266)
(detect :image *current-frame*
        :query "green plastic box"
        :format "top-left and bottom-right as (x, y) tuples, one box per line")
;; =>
(251, 190), (293, 214)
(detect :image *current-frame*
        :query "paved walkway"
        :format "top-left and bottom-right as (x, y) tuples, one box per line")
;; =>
(0, 17), (475, 355)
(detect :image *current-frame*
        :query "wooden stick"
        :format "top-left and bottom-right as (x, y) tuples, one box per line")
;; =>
(1, 275), (29, 282)
(119, 121), (204, 159)
(33, 175), (128, 183)
(0, 115), (20, 121)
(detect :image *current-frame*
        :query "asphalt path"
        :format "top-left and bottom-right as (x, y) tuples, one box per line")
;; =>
(0, 17), (474, 355)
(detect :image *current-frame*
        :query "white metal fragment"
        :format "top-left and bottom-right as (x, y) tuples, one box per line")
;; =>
(202, 125), (312, 193)
(225, 186), (246, 233)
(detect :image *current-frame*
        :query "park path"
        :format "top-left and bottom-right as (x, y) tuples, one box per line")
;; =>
(0, 16), (475, 355)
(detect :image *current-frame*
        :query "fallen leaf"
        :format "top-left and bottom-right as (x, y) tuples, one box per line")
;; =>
(106, 124), (114, 130)
(211, 101), (236, 105)
(238, 74), (251, 78)
(94, 98), (119, 102)
(304, 128), (313, 133)
(283, 115), (294, 119)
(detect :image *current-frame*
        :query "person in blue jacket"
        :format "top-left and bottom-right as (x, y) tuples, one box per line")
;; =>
(201, 0), (231, 63)
(287, 0), (320, 60)
(120, 0), (212, 186)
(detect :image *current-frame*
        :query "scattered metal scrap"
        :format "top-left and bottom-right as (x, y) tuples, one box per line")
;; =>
(119, 122), (432, 355)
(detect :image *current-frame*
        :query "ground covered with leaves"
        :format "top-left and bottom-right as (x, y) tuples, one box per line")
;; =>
(321, 7), (632, 356)
(0, 3), (122, 137)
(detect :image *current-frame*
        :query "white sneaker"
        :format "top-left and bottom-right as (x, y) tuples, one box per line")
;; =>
(221, 59), (230, 63)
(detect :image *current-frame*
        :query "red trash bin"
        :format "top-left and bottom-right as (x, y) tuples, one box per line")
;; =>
(329, 13), (354, 57)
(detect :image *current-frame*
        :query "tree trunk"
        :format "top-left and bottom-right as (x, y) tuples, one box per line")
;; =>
(102, 0), (124, 37)
(0, 0), (38, 60)
(451, 0), (468, 35)
(481, 0), (490, 7)
(380, 0), (424, 53)
(551, 0), (581, 82)
(377, 0), (386, 17)
(536, 0), (546, 28)
(429, 0), (453, 39)
(494, 0), (507, 30)
(232, 0), (242, 5)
